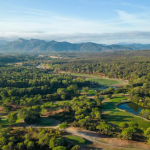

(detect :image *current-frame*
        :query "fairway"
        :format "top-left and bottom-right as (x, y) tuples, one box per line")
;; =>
(102, 96), (150, 129)
(67, 135), (86, 144)
(62, 72), (126, 86)
(86, 78), (120, 86)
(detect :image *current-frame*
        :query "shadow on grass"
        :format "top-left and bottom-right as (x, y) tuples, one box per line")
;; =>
(102, 114), (133, 123)
(38, 117), (60, 126)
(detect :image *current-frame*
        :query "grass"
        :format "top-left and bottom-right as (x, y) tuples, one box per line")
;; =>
(38, 117), (54, 126)
(80, 89), (97, 95)
(87, 89), (97, 95)
(1, 118), (7, 125)
(62, 72), (124, 86)
(102, 96), (150, 129)
(67, 135), (87, 144)
(86, 78), (121, 86)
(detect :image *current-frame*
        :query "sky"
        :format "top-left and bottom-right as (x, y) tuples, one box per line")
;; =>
(0, 0), (150, 44)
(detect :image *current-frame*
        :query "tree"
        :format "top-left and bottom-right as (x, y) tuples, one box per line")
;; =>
(8, 142), (13, 150)
(120, 127), (137, 140)
(59, 122), (69, 131)
(7, 112), (17, 125)
(71, 145), (81, 150)
(128, 122), (138, 128)
(144, 127), (150, 139)
(24, 139), (30, 146)
(96, 122), (112, 134)
(61, 95), (66, 100)
(49, 137), (64, 149)
(2, 145), (9, 150)
(78, 119), (87, 126)
(16, 142), (24, 150)
(24, 134), (31, 140)
(95, 95), (101, 106)
(85, 116), (91, 122)
(0, 137), (7, 148)
(27, 141), (34, 150)
(82, 87), (89, 94)
(52, 146), (66, 150)
(44, 134), (51, 144)
(9, 136), (16, 142)
(119, 122), (128, 129)
(95, 111), (101, 120)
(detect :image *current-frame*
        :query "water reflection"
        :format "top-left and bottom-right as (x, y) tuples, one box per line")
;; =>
(118, 102), (143, 115)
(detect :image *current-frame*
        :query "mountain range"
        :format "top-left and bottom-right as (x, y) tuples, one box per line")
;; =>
(0, 38), (150, 52)
(0, 40), (7, 45)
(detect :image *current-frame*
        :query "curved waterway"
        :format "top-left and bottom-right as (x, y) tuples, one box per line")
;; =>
(118, 102), (144, 115)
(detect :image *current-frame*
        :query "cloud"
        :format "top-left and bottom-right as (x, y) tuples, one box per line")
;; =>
(1, 2), (150, 44)
(115, 10), (149, 25)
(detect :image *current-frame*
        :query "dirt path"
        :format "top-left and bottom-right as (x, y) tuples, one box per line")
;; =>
(26, 120), (150, 150)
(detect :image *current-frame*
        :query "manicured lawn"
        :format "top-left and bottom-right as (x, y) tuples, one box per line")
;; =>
(80, 89), (97, 95)
(87, 89), (97, 95)
(86, 78), (121, 86)
(62, 72), (124, 86)
(102, 96), (150, 129)
(67, 135), (86, 144)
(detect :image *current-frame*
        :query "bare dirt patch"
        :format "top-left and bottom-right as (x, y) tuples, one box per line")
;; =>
(50, 56), (62, 59)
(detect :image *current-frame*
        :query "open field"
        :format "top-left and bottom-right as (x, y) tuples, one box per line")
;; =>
(61, 72), (127, 87)
(102, 96), (150, 129)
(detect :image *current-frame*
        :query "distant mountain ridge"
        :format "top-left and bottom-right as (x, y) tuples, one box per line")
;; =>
(0, 40), (7, 45)
(0, 38), (150, 52)
(118, 43), (150, 50)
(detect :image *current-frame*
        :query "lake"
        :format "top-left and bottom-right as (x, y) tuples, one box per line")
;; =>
(118, 102), (144, 115)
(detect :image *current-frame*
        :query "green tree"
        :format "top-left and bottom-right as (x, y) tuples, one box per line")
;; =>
(119, 122), (128, 129)
(2, 145), (9, 150)
(24, 139), (30, 146)
(95, 95), (101, 106)
(71, 145), (81, 150)
(144, 127), (150, 139)
(52, 146), (66, 150)
(16, 142), (24, 150)
(78, 119), (87, 126)
(27, 141), (34, 150)
(9, 136), (16, 142)
(0, 137), (7, 148)
(24, 134), (31, 140)
(61, 95), (66, 100)
(49, 137), (64, 149)
(120, 127), (137, 140)
(59, 122), (69, 131)
(82, 87), (89, 94)
(7, 112), (17, 125)
(96, 122), (112, 134)
(8, 142), (13, 150)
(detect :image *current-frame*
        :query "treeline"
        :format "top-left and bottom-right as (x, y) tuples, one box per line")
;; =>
(0, 127), (81, 150)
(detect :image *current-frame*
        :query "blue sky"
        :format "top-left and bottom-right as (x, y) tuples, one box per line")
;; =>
(0, 0), (150, 44)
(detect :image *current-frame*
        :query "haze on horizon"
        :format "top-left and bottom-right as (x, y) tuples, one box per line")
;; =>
(0, 0), (150, 44)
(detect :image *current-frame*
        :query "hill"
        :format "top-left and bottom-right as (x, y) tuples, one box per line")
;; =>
(0, 40), (7, 45)
(0, 38), (135, 52)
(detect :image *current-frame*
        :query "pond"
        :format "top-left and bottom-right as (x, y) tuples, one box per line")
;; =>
(118, 102), (144, 115)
